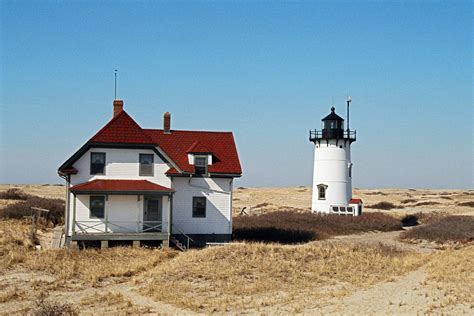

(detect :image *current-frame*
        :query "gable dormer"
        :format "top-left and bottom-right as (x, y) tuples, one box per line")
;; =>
(186, 141), (213, 175)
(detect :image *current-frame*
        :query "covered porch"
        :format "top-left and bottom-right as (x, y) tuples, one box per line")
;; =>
(68, 179), (174, 247)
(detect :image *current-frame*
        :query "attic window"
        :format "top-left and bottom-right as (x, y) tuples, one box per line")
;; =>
(90, 152), (105, 175)
(194, 156), (208, 175)
(139, 154), (154, 176)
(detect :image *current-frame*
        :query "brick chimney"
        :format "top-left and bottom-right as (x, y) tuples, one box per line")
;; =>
(163, 112), (171, 134)
(113, 100), (124, 117)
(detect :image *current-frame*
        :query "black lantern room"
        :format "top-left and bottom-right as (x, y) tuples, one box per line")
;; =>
(309, 106), (356, 143)
(321, 107), (344, 139)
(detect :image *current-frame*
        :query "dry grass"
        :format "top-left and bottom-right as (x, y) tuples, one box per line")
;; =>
(232, 187), (474, 217)
(140, 243), (425, 312)
(425, 246), (474, 310)
(400, 216), (474, 244)
(0, 184), (65, 200)
(0, 220), (177, 286)
(0, 190), (65, 226)
(233, 211), (401, 243)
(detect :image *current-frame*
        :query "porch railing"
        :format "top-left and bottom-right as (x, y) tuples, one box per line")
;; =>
(74, 220), (163, 234)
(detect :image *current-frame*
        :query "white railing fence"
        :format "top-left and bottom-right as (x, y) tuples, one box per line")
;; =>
(74, 220), (163, 234)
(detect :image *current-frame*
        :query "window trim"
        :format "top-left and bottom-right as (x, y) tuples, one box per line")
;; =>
(90, 152), (106, 175)
(317, 184), (327, 200)
(194, 155), (208, 176)
(192, 196), (207, 218)
(89, 195), (106, 219)
(139, 153), (154, 176)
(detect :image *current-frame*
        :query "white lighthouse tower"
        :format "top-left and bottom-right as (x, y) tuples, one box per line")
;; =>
(309, 97), (362, 215)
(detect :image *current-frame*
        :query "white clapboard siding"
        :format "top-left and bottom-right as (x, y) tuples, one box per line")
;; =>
(70, 148), (171, 187)
(171, 177), (232, 235)
(70, 194), (169, 235)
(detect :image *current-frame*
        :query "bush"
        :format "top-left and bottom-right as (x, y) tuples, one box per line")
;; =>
(400, 216), (474, 243)
(0, 188), (31, 200)
(365, 202), (404, 210)
(233, 211), (401, 244)
(458, 201), (474, 207)
(413, 201), (441, 206)
(34, 293), (78, 316)
(0, 194), (65, 226)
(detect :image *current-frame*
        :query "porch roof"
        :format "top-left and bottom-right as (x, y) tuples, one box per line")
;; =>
(70, 179), (174, 195)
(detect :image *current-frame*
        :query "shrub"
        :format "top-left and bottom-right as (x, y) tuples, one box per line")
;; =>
(413, 201), (441, 207)
(233, 211), (401, 244)
(458, 201), (474, 207)
(0, 188), (31, 200)
(0, 195), (65, 226)
(401, 214), (419, 227)
(34, 293), (78, 316)
(400, 216), (474, 243)
(365, 201), (403, 210)
(401, 199), (417, 204)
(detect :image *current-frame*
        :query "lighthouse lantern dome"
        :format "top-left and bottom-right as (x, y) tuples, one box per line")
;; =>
(321, 107), (344, 138)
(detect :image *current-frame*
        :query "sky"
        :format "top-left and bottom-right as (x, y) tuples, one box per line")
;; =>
(0, 1), (472, 189)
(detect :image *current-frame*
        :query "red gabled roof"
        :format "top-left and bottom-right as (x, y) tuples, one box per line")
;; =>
(90, 111), (154, 144)
(70, 179), (174, 193)
(349, 198), (363, 204)
(144, 129), (242, 175)
(60, 109), (242, 176)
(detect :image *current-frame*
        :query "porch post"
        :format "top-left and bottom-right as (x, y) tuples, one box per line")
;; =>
(72, 194), (76, 235)
(105, 195), (108, 233)
(64, 176), (70, 243)
(137, 195), (140, 233)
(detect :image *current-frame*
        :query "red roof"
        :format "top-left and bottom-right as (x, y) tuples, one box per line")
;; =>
(144, 129), (241, 174)
(90, 111), (154, 144)
(70, 179), (174, 193)
(349, 198), (363, 204)
(60, 109), (242, 176)
(186, 141), (212, 154)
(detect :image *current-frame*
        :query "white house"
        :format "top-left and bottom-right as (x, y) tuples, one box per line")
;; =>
(58, 100), (242, 249)
(309, 99), (362, 216)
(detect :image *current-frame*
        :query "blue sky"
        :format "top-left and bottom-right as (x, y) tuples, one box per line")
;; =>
(0, 1), (472, 188)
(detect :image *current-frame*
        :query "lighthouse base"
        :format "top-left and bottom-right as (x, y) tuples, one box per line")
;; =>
(311, 201), (363, 216)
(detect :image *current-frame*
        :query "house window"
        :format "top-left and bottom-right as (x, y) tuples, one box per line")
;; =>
(139, 154), (154, 176)
(90, 196), (105, 219)
(317, 185), (327, 200)
(194, 156), (208, 175)
(192, 197), (206, 218)
(90, 152), (106, 175)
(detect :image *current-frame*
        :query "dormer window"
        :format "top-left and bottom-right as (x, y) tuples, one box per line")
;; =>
(194, 155), (208, 175)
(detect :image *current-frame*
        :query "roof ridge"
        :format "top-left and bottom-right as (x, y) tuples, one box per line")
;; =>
(90, 110), (154, 143)
(143, 128), (233, 134)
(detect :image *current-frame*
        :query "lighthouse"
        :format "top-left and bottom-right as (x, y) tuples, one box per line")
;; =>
(309, 97), (362, 215)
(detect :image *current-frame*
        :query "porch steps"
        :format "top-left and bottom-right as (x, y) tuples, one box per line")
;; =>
(170, 236), (186, 251)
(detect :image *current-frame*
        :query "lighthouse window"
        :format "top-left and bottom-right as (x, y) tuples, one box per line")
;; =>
(318, 185), (326, 200)
(348, 163), (353, 178)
